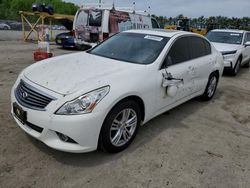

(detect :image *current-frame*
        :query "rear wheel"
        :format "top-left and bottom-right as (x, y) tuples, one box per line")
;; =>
(201, 73), (218, 101)
(99, 100), (141, 153)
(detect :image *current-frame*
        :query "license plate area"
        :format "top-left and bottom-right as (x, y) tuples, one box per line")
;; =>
(13, 102), (27, 124)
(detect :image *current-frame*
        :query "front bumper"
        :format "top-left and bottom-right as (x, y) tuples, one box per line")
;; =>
(10, 81), (106, 153)
(223, 54), (237, 69)
(223, 60), (233, 69)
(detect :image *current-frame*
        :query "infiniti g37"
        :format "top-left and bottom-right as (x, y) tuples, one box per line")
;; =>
(11, 29), (224, 153)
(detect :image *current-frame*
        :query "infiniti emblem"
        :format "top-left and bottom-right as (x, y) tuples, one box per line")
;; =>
(21, 91), (28, 98)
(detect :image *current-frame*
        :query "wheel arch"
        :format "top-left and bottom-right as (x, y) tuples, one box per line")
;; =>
(238, 54), (243, 62)
(109, 95), (146, 122)
(98, 95), (146, 151)
(212, 70), (220, 80)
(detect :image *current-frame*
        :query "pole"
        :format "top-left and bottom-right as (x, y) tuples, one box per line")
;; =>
(21, 14), (25, 41)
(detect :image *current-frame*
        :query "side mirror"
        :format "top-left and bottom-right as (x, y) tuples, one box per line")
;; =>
(244, 41), (250, 47)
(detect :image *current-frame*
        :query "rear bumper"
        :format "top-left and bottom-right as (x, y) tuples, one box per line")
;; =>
(56, 37), (76, 48)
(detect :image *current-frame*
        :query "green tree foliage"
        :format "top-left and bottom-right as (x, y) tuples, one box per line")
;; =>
(0, 0), (78, 20)
(154, 14), (250, 31)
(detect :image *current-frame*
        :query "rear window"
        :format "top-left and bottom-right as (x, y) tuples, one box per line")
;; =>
(89, 9), (102, 27)
(89, 32), (169, 65)
(75, 9), (102, 27)
(76, 10), (88, 26)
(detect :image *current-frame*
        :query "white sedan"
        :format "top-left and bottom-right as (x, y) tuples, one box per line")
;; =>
(0, 23), (11, 30)
(206, 29), (250, 75)
(11, 29), (224, 153)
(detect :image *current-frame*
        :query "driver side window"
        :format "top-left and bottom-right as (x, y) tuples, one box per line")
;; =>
(163, 36), (190, 67)
(244, 33), (250, 43)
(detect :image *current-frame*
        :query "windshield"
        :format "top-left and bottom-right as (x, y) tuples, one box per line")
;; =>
(206, 31), (243, 45)
(89, 32), (169, 64)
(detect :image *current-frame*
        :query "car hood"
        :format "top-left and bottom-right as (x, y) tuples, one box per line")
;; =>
(24, 52), (141, 95)
(211, 42), (241, 53)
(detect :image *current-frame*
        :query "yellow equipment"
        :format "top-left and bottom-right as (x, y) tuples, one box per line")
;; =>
(191, 23), (208, 35)
(164, 17), (190, 31)
(19, 11), (74, 41)
(165, 25), (177, 30)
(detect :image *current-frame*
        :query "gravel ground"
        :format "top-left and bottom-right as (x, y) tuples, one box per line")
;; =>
(0, 34), (250, 188)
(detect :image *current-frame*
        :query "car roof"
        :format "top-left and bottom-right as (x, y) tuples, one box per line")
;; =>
(124, 29), (189, 38)
(211, 29), (246, 34)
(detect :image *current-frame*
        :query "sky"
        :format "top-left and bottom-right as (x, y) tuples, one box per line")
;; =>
(64, 0), (250, 18)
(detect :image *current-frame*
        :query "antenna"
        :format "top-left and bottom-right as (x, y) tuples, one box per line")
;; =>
(148, 6), (151, 16)
(133, 2), (135, 14)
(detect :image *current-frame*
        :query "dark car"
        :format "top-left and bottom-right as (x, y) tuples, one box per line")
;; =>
(55, 19), (78, 49)
(55, 31), (77, 49)
(32, 3), (54, 15)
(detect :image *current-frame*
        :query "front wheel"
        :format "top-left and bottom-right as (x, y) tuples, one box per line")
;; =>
(99, 100), (141, 153)
(232, 58), (241, 76)
(243, 60), (250, 68)
(201, 73), (218, 101)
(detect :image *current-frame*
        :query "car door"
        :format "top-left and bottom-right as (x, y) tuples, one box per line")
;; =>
(156, 36), (197, 111)
(242, 32), (250, 63)
(188, 36), (214, 92)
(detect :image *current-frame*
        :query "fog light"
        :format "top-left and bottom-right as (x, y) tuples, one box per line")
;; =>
(56, 132), (77, 143)
(57, 132), (69, 142)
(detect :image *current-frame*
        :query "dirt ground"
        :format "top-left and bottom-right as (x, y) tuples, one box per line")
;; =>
(0, 32), (250, 188)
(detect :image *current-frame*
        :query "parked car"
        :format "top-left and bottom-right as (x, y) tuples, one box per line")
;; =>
(73, 7), (160, 48)
(0, 23), (11, 30)
(206, 29), (250, 75)
(9, 22), (22, 30)
(32, 2), (54, 15)
(55, 31), (77, 49)
(11, 29), (223, 153)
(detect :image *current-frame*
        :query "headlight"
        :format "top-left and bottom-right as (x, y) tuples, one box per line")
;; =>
(56, 86), (110, 115)
(221, 50), (237, 56)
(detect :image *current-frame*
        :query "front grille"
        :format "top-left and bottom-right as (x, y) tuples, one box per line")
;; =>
(15, 80), (55, 110)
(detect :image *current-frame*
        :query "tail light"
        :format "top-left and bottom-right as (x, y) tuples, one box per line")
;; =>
(71, 30), (75, 37)
(103, 32), (109, 41)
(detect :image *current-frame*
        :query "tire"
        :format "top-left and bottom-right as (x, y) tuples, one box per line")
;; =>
(231, 58), (241, 76)
(201, 73), (218, 101)
(4, 26), (8, 30)
(243, 60), (250, 68)
(99, 100), (141, 153)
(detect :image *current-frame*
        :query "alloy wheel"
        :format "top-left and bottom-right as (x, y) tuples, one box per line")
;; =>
(207, 76), (217, 98)
(110, 108), (137, 147)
